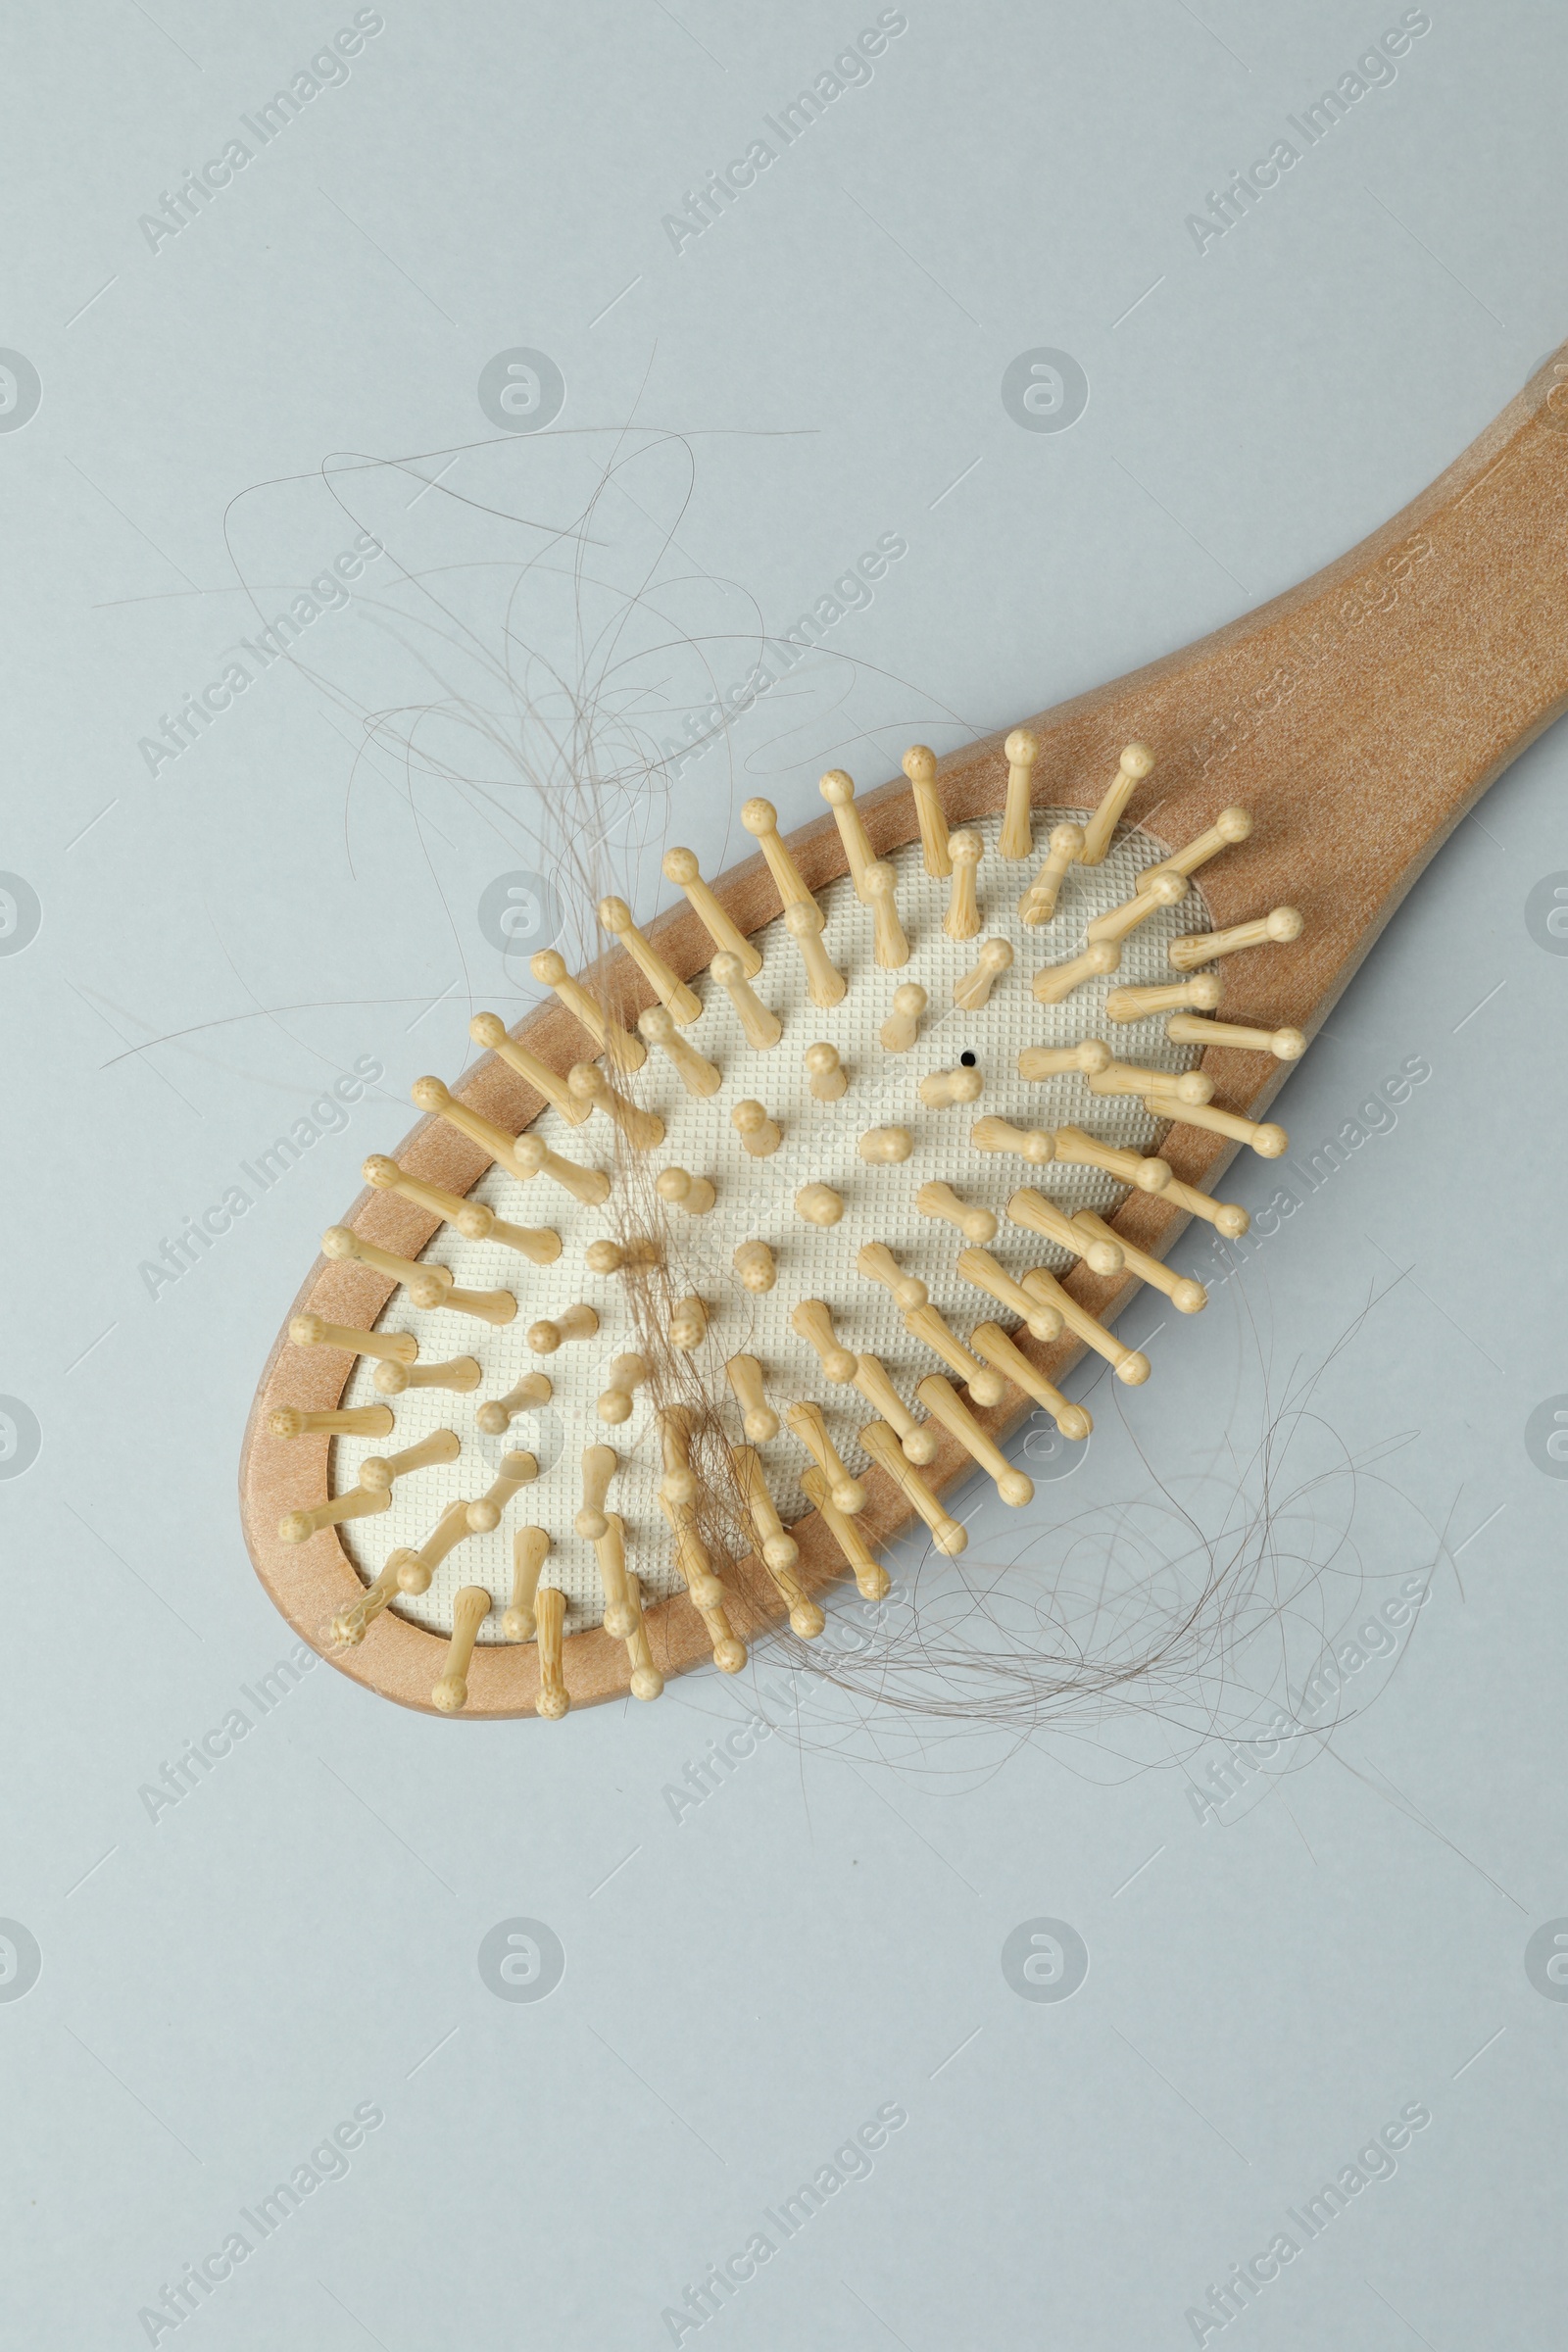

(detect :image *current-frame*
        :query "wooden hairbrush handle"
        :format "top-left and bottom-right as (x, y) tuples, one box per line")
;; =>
(931, 345), (1568, 1022)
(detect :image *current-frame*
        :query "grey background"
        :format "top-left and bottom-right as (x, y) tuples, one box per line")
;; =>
(3, 2), (1567, 2345)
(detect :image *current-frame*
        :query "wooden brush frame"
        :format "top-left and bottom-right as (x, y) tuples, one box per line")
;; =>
(240, 347), (1568, 1716)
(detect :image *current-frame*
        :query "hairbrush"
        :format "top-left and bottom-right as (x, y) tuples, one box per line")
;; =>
(240, 348), (1568, 1718)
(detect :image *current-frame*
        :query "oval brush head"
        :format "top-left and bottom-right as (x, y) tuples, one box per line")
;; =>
(247, 771), (1283, 1717)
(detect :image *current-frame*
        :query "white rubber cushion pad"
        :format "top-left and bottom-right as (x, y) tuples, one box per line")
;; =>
(334, 813), (1206, 1638)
